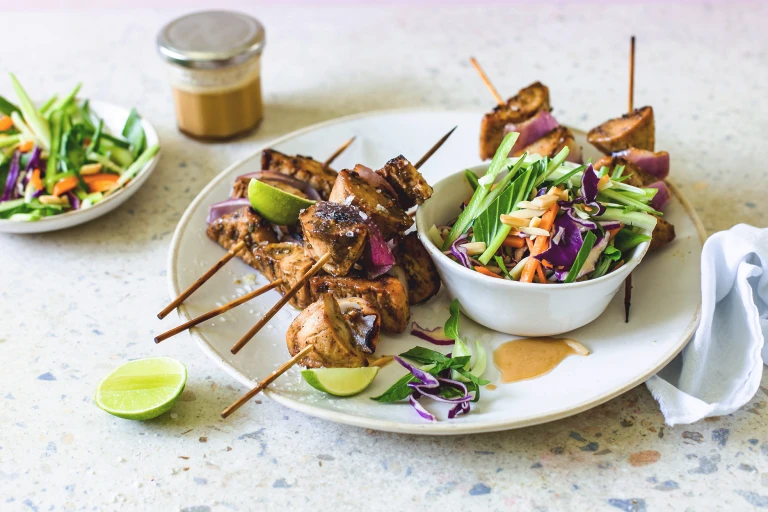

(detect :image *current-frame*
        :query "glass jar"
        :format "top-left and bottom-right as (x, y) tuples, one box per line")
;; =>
(157, 11), (266, 140)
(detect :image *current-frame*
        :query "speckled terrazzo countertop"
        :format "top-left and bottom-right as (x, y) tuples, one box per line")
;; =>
(1, 4), (767, 511)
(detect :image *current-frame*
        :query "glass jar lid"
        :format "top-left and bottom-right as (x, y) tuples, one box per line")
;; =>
(157, 11), (265, 70)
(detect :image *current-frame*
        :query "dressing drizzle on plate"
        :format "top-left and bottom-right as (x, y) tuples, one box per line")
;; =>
(493, 338), (590, 383)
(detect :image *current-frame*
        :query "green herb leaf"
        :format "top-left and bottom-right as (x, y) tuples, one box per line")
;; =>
(564, 231), (597, 283)
(494, 255), (511, 279)
(444, 299), (461, 341)
(122, 108), (146, 159)
(613, 228), (653, 252)
(465, 169), (479, 191)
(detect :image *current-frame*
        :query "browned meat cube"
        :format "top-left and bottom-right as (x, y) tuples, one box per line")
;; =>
(593, 156), (658, 187)
(515, 126), (576, 159)
(587, 106), (655, 154)
(339, 297), (381, 354)
(376, 155), (433, 209)
(328, 169), (412, 240)
(286, 294), (368, 369)
(394, 233), (441, 304)
(261, 149), (338, 200)
(299, 202), (369, 276)
(206, 207), (278, 267)
(252, 242), (316, 309)
(310, 275), (410, 333)
(480, 82), (550, 160)
(231, 175), (310, 200)
(650, 217), (676, 251)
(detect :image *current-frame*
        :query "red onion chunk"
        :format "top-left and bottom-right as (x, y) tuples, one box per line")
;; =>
(410, 322), (454, 346)
(353, 164), (398, 199)
(207, 198), (251, 224)
(648, 181), (671, 211)
(504, 111), (560, 156)
(365, 221), (395, 278)
(237, 171), (322, 201)
(613, 148), (670, 180)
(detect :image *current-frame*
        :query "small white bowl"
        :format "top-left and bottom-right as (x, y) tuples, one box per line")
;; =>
(0, 100), (160, 234)
(415, 164), (651, 336)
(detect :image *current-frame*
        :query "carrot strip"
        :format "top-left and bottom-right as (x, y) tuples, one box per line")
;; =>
(83, 173), (119, 184)
(52, 177), (78, 196)
(29, 169), (42, 191)
(502, 236), (525, 249)
(88, 180), (117, 193)
(521, 203), (560, 283)
(0, 115), (13, 131)
(19, 140), (34, 153)
(475, 266), (503, 279)
(535, 264), (547, 284)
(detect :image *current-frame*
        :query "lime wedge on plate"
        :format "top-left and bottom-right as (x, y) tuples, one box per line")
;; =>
(248, 178), (316, 225)
(301, 367), (379, 397)
(95, 357), (187, 420)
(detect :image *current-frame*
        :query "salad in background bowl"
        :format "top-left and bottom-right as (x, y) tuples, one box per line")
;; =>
(0, 74), (160, 234)
(415, 132), (665, 336)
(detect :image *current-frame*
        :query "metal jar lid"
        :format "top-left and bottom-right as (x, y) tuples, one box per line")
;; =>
(157, 11), (265, 70)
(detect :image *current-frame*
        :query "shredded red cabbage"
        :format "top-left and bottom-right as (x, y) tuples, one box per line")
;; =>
(410, 322), (454, 346)
(449, 234), (472, 268)
(409, 394), (436, 421)
(535, 213), (584, 267)
(393, 356), (439, 387)
(1, 151), (20, 201)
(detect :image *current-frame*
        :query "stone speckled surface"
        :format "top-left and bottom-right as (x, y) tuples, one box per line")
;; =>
(1, 4), (767, 511)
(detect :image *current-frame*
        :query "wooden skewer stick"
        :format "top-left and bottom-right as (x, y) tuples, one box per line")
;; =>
(157, 240), (246, 320)
(230, 253), (331, 354)
(154, 279), (284, 343)
(470, 57), (505, 107)
(414, 126), (457, 169)
(624, 35), (636, 323)
(221, 344), (315, 419)
(323, 136), (356, 169)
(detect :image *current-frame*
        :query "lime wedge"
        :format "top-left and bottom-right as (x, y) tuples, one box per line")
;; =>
(301, 367), (379, 397)
(95, 357), (187, 420)
(248, 178), (316, 225)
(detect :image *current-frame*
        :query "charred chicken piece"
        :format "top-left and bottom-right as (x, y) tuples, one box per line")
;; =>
(339, 297), (381, 354)
(206, 207), (278, 267)
(516, 126), (578, 160)
(261, 149), (338, 200)
(299, 202), (369, 277)
(593, 156), (658, 187)
(251, 242), (316, 309)
(310, 275), (409, 334)
(328, 169), (412, 240)
(286, 294), (369, 368)
(480, 82), (551, 160)
(394, 233), (441, 304)
(376, 155), (433, 209)
(231, 176), (310, 200)
(650, 217), (676, 251)
(587, 106), (655, 154)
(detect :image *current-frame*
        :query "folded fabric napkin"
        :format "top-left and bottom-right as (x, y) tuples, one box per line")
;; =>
(646, 224), (768, 425)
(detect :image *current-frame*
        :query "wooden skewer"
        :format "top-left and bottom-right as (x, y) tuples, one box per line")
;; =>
(157, 240), (246, 320)
(323, 136), (356, 169)
(470, 57), (505, 107)
(230, 253), (331, 354)
(414, 126), (457, 169)
(624, 35), (636, 323)
(221, 344), (315, 419)
(154, 279), (284, 343)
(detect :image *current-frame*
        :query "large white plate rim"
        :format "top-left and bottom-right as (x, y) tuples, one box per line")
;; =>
(167, 108), (706, 434)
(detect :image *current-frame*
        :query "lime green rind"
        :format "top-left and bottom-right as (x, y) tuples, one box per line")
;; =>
(248, 178), (316, 225)
(301, 367), (379, 397)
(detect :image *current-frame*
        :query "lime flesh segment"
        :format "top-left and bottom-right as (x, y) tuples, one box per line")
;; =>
(248, 178), (316, 225)
(301, 367), (379, 397)
(95, 357), (187, 420)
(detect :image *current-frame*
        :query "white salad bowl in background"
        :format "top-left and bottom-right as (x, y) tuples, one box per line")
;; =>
(415, 163), (652, 337)
(0, 100), (160, 234)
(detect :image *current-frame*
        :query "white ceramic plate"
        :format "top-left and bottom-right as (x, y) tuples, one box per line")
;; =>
(167, 109), (705, 435)
(0, 100), (160, 234)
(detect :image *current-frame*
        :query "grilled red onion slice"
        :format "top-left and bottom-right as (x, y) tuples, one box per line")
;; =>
(365, 221), (395, 278)
(207, 198), (251, 224)
(353, 164), (398, 199)
(236, 171), (322, 201)
(504, 111), (560, 156)
(410, 322), (454, 346)
(613, 148), (669, 180)
(648, 181), (671, 211)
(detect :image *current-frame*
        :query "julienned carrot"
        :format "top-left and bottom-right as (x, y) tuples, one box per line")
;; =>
(535, 264), (547, 284)
(83, 173), (119, 184)
(608, 225), (623, 239)
(475, 266), (502, 279)
(88, 180), (116, 193)
(521, 203), (560, 283)
(502, 236), (525, 249)
(0, 115), (13, 131)
(19, 140), (33, 152)
(52, 176), (78, 196)
(29, 169), (42, 191)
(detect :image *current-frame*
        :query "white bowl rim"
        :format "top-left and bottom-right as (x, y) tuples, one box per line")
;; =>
(0, 99), (160, 225)
(415, 162), (652, 290)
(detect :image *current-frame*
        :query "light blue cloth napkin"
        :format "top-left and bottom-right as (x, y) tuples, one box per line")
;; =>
(646, 224), (768, 425)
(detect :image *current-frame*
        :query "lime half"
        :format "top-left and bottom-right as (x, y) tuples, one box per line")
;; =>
(95, 357), (187, 420)
(248, 178), (316, 225)
(301, 367), (379, 397)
